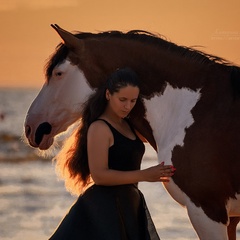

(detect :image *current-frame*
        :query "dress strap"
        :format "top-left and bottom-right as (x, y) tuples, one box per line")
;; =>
(95, 119), (116, 134)
(96, 118), (133, 132)
(96, 118), (138, 141)
(96, 118), (112, 127)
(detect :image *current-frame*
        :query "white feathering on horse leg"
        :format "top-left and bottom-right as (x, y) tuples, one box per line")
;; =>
(186, 199), (228, 240)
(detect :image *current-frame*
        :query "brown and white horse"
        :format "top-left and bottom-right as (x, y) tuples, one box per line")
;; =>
(24, 24), (240, 239)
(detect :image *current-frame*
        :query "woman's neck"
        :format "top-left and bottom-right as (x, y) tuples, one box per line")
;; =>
(100, 109), (124, 125)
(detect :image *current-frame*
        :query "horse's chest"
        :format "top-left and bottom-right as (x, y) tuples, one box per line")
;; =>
(143, 84), (201, 165)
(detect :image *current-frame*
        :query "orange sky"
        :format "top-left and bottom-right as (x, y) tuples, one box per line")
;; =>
(0, 0), (240, 88)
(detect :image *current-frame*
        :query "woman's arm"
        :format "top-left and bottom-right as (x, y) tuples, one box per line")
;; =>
(87, 121), (175, 186)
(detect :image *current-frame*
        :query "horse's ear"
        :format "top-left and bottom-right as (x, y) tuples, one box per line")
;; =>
(51, 24), (84, 51)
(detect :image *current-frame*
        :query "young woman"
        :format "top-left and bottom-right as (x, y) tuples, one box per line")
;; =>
(50, 68), (175, 240)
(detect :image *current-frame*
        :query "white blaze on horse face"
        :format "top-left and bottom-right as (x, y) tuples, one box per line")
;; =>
(25, 60), (93, 149)
(143, 83), (201, 165)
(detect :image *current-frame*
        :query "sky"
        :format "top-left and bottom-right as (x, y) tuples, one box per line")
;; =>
(0, 0), (240, 88)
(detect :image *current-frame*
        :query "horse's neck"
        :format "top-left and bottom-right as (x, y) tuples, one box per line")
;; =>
(84, 38), (215, 93)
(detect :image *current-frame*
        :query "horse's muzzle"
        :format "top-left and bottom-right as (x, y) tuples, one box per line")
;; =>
(25, 122), (52, 148)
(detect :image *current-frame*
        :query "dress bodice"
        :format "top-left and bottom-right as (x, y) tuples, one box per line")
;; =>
(98, 119), (145, 171)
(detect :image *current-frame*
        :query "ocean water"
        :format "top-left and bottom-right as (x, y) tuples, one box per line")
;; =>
(0, 88), (239, 240)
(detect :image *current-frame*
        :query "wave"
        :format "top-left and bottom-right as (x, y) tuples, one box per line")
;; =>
(0, 132), (50, 162)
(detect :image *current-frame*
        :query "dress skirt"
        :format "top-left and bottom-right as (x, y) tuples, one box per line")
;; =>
(49, 184), (160, 240)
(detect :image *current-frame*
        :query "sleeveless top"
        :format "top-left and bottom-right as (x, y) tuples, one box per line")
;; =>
(99, 119), (145, 172)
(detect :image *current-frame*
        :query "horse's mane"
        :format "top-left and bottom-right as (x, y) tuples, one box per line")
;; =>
(45, 30), (233, 80)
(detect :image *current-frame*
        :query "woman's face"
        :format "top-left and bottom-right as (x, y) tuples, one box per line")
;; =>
(106, 85), (139, 118)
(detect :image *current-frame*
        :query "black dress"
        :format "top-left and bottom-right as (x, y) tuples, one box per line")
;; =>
(49, 119), (160, 240)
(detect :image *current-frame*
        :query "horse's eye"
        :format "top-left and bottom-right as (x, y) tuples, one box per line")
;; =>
(56, 72), (62, 76)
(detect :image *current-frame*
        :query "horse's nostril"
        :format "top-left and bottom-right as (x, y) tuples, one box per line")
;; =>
(35, 122), (52, 145)
(25, 125), (31, 138)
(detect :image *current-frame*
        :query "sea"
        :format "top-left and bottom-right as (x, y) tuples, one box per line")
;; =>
(0, 88), (239, 240)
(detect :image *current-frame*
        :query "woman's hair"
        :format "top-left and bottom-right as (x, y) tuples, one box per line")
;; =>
(56, 67), (140, 195)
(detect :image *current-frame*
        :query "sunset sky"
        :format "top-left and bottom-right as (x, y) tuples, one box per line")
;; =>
(0, 0), (240, 88)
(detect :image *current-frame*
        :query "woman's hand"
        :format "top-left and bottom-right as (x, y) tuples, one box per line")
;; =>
(142, 162), (176, 182)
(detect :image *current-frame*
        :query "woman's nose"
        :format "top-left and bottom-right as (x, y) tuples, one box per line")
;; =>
(124, 101), (131, 110)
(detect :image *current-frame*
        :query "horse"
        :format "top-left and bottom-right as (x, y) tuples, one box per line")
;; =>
(24, 24), (240, 239)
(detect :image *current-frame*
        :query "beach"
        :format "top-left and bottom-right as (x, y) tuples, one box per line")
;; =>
(0, 88), (239, 239)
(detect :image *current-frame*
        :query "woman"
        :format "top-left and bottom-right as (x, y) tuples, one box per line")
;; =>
(50, 68), (175, 240)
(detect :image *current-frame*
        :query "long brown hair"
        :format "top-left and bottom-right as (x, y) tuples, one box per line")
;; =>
(56, 68), (140, 195)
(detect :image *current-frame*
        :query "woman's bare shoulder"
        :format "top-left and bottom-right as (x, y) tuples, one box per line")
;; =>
(88, 120), (111, 136)
(88, 120), (113, 147)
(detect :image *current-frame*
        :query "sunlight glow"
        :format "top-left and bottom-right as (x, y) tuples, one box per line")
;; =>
(0, 0), (239, 88)
(0, 0), (79, 11)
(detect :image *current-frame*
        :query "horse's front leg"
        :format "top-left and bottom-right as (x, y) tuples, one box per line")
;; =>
(186, 199), (228, 240)
(227, 217), (240, 240)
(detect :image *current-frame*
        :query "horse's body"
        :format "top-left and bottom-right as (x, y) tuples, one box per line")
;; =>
(24, 25), (240, 239)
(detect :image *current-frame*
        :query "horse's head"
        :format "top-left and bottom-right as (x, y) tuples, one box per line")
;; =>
(25, 26), (93, 150)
